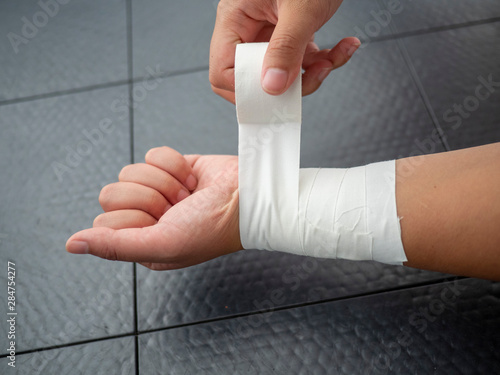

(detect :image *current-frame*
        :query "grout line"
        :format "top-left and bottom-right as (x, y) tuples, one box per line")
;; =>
(162, 64), (209, 78)
(133, 265), (139, 375)
(127, 11), (135, 166)
(330, 15), (500, 52)
(0, 65), (208, 108)
(381, 15), (500, 42)
(0, 275), (467, 359)
(0, 332), (137, 358)
(2, 15), (499, 108)
(394, 38), (450, 151)
(0, 79), (131, 107)
(378, 0), (451, 151)
(135, 276), (466, 335)
(125, 0), (139, 374)
(0, 4), (491, 368)
(133, 268), (139, 375)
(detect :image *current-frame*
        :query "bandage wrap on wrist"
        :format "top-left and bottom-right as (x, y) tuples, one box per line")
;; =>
(236, 43), (407, 265)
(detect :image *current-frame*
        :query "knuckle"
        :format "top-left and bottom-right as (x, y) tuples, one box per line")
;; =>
(101, 232), (119, 261)
(147, 190), (160, 211)
(209, 73), (228, 94)
(144, 147), (159, 162)
(170, 155), (184, 171)
(118, 163), (146, 181)
(101, 244), (118, 261)
(148, 263), (161, 271)
(118, 164), (132, 181)
(145, 146), (172, 163)
(169, 154), (187, 174)
(209, 69), (227, 91)
(269, 34), (302, 57)
(209, 69), (219, 88)
(93, 214), (105, 228)
(99, 183), (115, 207)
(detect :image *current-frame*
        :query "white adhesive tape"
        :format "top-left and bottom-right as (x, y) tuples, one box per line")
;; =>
(236, 43), (407, 265)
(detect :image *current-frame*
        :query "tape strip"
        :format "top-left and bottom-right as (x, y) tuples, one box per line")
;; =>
(236, 42), (303, 254)
(236, 42), (407, 265)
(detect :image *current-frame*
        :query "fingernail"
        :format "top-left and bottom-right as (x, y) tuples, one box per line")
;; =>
(347, 43), (361, 57)
(67, 240), (88, 254)
(177, 188), (190, 202)
(318, 68), (331, 82)
(185, 174), (197, 191)
(262, 68), (288, 94)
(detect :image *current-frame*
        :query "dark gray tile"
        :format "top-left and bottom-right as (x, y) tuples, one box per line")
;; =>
(131, 0), (390, 79)
(137, 252), (447, 331)
(134, 39), (449, 332)
(381, 0), (500, 34)
(132, 0), (217, 78)
(301, 38), (446, 168)
(401, 23), (500, 149)
(0, 87), (133, 352)
(133, 70), (237, 158)
(1, 336), (135, 375)
(139, 278), (500, 374)
(0, 0), (127, 102)
(316, 0), (392, 47)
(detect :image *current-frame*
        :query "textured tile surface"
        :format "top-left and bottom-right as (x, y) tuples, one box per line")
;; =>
(401, 23), (500, 149)
(137, 252), (448, 331)
(132, 0), (391, 79)
(132, 0), (217, 78)
(0, 87), (133, 352)
(133, 69), (237, 158)
(381, 0), (500, 34)
(0, 336), (135, 375)
(0, 0), (127, 101)
(139, 278), (500, 374)
(301, 38), (446, 168)
(1, 1), (499, 373)
(135, 39), (449, 331)
(316, 0), (392, 47)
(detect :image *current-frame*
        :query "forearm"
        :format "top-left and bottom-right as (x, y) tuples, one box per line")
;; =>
(396, 142), (500, 280)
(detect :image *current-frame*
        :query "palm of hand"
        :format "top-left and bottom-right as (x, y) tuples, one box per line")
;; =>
(66, 151), (241, 270)
(146, 154), (241, 270)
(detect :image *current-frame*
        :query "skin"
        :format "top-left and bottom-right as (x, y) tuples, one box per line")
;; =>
(66, 143), (500, 280)
(209, 0), (359, 103)
(67, 147), (241, 271)
(397, 142), (500, 280)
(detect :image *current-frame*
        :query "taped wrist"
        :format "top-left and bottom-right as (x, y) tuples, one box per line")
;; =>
(236, 43), (407, 265)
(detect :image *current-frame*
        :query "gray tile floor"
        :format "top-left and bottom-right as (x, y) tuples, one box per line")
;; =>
(1, 0), (499, 374)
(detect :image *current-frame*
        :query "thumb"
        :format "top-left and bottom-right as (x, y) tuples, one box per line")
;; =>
(65, 226), (173, 263)
(262, 6), (317, 95)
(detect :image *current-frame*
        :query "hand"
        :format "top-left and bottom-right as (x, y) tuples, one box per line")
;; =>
(66, 147), (242, 270)
(209, 0), (360, 103)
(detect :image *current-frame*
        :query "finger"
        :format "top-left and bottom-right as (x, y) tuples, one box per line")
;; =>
(302, 38), (361, 96)
(93, 209), (157, 230)
(99, 182), (170, 220)
(145, 146), (197, 191)
(209, 1), (243, 92)
(183, 154), (201, 169)
(66, 226), (172, 263)
(119, 163), (191, 204)
(66, 225), (228, 269)
(301, 40), (321, 69)
(325, 37), (361, 70)
(211, 85), (235, 104)
(209, 3), (278, 95)
(138, 262), (180, 271)
(261, 4), (319, 95)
